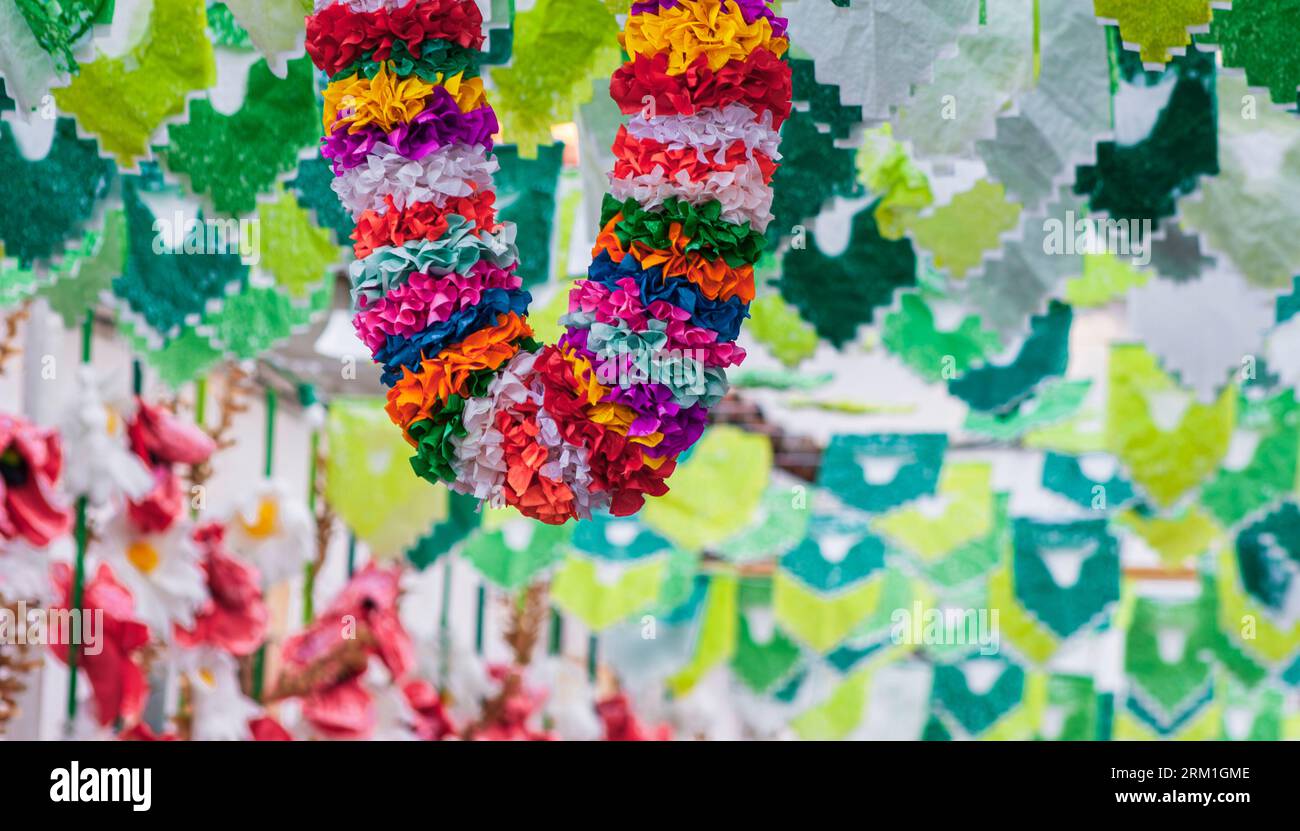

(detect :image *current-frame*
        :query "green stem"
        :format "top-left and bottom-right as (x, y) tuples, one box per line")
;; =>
(548, 608), (563, 656)
(302, 427), (320, 624)
(1031, 0), (1041, 85)
(65, 496), (89, 723)
(252, 385), (278, 702)
(263, 386), (277, 479)
(66, 310), (94, 723)
(438, 556), (452, 690)
(474, 583), (486, 655)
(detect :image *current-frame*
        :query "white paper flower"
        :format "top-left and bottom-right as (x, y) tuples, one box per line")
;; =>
(530, 657), (601, 741)
(225, 479), (315, 586)
(180, 651), (262, 741)
(333, 144), (499, 219)
(101, 515), (207, 640)
(58, 367), (154, 507)
(0, 537), (62, 604)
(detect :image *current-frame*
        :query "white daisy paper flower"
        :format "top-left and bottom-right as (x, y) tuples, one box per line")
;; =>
(226, 480), (316, 587)
(58, 367), (154, 507)
(101, 515), (208, 640)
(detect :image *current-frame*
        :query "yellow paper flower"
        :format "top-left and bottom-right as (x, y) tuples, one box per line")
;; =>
(323, 64), (435, 133)
(439, 72), (488, 112)
(621, 0), (788, 75)
(562, 349), (664, 447)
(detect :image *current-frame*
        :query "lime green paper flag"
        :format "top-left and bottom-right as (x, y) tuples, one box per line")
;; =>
(326, 398), (449, 559)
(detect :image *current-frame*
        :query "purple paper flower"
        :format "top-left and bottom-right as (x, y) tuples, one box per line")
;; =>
(322, 87), (499, 173)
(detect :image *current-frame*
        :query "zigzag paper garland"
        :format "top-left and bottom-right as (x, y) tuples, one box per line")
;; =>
(307, 0), (791, 523)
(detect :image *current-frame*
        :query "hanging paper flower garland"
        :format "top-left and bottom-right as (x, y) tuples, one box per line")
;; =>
(306, 0), (790, 524)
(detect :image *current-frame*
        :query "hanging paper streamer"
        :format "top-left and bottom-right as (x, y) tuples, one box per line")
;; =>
(306, 0), (792, 524)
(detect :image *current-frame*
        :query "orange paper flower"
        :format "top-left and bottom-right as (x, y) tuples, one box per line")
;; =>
(385, 313), (533, 431)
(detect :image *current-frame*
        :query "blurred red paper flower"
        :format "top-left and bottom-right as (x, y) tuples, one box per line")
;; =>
(0, 414), (71, 547)
(50, 563), (151, 727)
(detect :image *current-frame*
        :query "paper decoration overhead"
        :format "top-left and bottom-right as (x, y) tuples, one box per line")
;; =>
(778, 201), (917, 347)
(1198, 0), (1300, 108)
(325, 397), (450, 559)
(160, 56), (322, 216)
(1127, 266), (1276, 400)
(308, 0), (793, 525)
(1179, 74), (1300, 289)
(0, 116), (115, 267)
(53, 0), (218, 167)
(892, 0), (1036, 166)
(1093, 0), (1224, 66)
(783, 0), (979, 126)
(977, 0), (1113, 214)
(1106, 344), (1236, 507)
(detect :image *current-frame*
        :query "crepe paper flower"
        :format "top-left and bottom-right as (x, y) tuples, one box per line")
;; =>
(530, 658), (602, 741)
(630, 0), (788, 39)
(355, 262), (521, 351)
(385, 313), (533, 428)
(0, 539), (61, 603)
(609, 161), (776, 231)
(306, 0), (486, 77)
(101, 515), (208, 640)
(175, 523), (269, 657)
(0, 414), (72, 548)
(612, 126), (778, 185)
(586, 251), (749, 342)
(331, 143), (499, 220)
(278, 565), (414, 740)
(226, 480), (316, 587)
(600, 194), (768, 265)
(348, 218), (519, 309)
(57, 368), (154, 507)
(625, 103), (782, 165)
(181, 651), (263, 741)
(374, 289), (534, 385)
(322, 66), (435, 135)
(305, 0), (788, 523)
(403, 679), (458, 740)
(598, 693), (674, 741)
(621, 0), (789, 75)
(248, 715), (294, 741)
(352, 192), (499, 258)
(610, 48), (792, 126)
(125, 399), (217, 535)
(119, 723), (177, 741)
(50, 563), (151, 728)
(323, 90), (498, 173)
(468, 665), (554, 742)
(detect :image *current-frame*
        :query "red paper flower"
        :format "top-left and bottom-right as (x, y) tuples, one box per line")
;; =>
(119, 723), (176, 741)
(597, 693), (673, 742)
(307, 0), (487, 77)
(610, 48), (793, 126)
(0, 414), (71, 547)
(125, 400), (216, 534)
(611, 126), (777, 184)
(471, 665), (554, 742)
(50, 563), (151, 727)
(278, 565), (414, 740)
(353, 193), (498, 259)
(248, 715), (294, 742)
(175, 523), (268, 657)
(403, 679), (458, 741)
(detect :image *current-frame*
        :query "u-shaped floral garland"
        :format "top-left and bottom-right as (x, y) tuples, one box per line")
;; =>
(307, 0), (792, 524)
